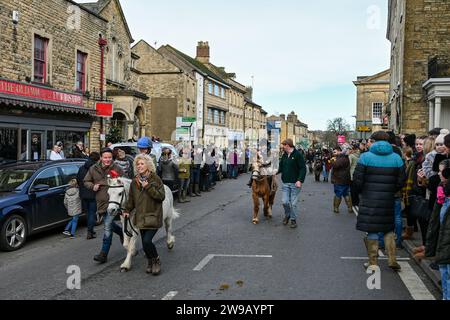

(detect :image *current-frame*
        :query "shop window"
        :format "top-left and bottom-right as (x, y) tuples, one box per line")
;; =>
(56, 131), (86, 158)
(0, 128), (18, 162)
(34, 35), (48, 83)
(76, 51), (87, 92)
(21, 130), (28, 161)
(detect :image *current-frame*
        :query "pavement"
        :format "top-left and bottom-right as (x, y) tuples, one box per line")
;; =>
(403, 237), (442, 294)
(0, 173), (442, 300)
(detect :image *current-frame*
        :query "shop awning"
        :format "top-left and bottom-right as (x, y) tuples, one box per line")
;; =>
(0, 95), (97, 116)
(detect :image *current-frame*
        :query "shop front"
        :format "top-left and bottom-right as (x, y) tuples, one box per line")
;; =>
(0, 79), (96, 162)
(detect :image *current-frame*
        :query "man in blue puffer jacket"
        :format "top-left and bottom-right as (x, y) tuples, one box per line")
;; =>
(353, 131), (406, 271)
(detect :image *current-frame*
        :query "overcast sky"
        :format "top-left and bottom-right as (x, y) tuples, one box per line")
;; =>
(78, 0), (390, 130)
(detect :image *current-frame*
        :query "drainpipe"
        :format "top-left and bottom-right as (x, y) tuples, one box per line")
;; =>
(98, 35), (108, 147)
(98, 35), (108, 100)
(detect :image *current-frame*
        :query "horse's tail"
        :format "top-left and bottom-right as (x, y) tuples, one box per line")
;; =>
(171, 208), (181, 220)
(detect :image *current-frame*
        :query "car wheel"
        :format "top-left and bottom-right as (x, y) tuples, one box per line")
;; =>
(0, 214), (28, 252)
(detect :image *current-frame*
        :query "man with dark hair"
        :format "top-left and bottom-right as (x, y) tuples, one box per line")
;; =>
(277, 139), (306, 229)
(84, 148), (124, 263)
(353, 131), (406, 271)
(77, 152), (100, 239)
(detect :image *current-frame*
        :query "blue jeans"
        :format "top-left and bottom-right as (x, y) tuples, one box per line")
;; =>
(282, 183), (302, 221)
(82, 199), (97, 234)
(65, 214), (80, 236)
(101, 212), (123, 254)
(378, 198), (402, 247)
(439, 264), (450, 300)
(334, 185), (350, 198)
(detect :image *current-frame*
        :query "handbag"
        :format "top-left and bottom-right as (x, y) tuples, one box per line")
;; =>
(408, 195), (432, 219)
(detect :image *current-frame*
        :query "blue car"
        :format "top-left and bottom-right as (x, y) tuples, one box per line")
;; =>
(0, 159), (87, 251)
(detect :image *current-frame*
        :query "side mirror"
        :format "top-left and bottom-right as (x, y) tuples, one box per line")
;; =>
(30, 184), (50, 193)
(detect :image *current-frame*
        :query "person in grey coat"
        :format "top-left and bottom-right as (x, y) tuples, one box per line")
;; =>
(63, 179), (82, 238)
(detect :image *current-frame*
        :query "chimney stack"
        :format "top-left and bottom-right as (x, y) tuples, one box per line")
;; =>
(196, 41), (210, 64)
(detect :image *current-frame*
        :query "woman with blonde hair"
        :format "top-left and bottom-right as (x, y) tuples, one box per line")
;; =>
(124, 154), (166, 275)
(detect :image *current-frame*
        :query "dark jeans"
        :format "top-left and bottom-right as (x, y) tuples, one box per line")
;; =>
(192, 167), (201, 184)
(82, 199), (97, 234)
(141, 229), (159, 259)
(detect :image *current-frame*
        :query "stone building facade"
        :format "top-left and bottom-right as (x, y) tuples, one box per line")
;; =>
(353, 69), (390, 139)
(81, 0), (150, 143)
(0, 0), (108, 161)
(387, 0), (450, 134)
(158, 43), (230, 148)
(131, 40), (196, 143)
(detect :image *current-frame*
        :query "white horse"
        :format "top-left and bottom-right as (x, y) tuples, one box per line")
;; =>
(107, 177), (180, 272)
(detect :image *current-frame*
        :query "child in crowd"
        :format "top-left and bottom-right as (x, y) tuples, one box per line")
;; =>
(63, 179), (82, 238)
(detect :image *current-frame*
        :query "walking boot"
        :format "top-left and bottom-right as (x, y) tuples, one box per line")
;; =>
(178, 192), (186, 203)
(194, 184), (201, 197)
(151, 257), (161, 275)
(87, 232), (97, 240)
(183, 190), (191, 203)
(402, 226), (415, 240)
(93, 251), (108, 264)
(146, 259), (153, 274)
(384, 232), (401, 271)
(333, 197), (342, 213)
(366, 239), (379, 270)
(189, 184), (197, 197)
(344, 196), (353, 214)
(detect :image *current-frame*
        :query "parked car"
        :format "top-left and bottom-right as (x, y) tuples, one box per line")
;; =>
(110, 142), (178, 162)
(0, 159), (87, 251)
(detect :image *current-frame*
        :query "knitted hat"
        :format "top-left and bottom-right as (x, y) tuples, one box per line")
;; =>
(436, 129), (450, 145)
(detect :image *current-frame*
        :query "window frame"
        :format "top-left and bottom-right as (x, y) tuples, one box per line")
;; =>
(372, 102), (383, 125)
(76, 51), (87, 92)
(34, 35), (48, 84)
(30, 167), (63, 191)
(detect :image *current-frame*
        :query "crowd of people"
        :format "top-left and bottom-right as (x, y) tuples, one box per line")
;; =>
(48, 131), (450, 299)
(305, 128), (450, 300)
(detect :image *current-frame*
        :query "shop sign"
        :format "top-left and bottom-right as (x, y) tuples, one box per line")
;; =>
(96, 102), (113, 117)
(0, 79), (83, 106)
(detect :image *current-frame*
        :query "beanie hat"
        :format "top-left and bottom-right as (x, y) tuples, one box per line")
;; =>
(436, 129), (450, 145)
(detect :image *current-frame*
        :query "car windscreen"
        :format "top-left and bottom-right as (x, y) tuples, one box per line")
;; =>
(0, 169), (35, 192)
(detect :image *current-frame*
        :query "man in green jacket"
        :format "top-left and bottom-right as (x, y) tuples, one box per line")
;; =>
(277, 139), (307, 229)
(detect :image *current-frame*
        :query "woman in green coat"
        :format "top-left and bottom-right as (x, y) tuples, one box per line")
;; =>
(125, 154), (166, 275)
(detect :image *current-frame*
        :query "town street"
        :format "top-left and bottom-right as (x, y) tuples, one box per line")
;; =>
(0, 173), (441, 300)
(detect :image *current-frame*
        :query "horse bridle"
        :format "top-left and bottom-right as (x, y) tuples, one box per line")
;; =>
(108, 184), (138, 237)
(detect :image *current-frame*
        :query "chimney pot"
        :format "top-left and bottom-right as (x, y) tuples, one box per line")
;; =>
(196, 41), (210, 64)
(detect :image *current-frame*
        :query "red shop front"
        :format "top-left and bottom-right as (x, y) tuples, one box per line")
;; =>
(0, 78), (97, 162)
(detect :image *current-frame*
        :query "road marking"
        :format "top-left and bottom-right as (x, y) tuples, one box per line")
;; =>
(397, 262), (435, 300)
(341, 257), (410, 261)
(193, 254), (273, 271)
(162, 291), (178, 300)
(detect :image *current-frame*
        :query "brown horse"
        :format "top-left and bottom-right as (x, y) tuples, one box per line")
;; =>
(251, 165), (278, 224)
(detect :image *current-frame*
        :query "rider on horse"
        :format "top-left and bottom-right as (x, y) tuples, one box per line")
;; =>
(247, 139), (277, 192)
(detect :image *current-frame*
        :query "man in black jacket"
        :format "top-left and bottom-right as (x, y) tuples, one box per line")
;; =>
(353, 131), (406, 271)
(77, 152), (100, 239)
